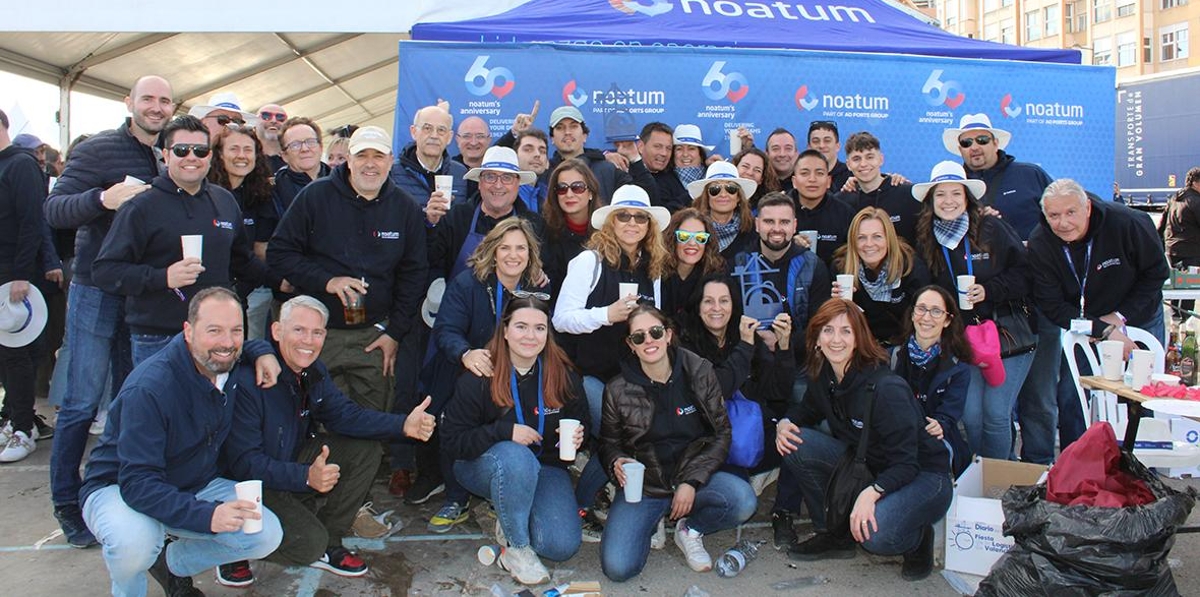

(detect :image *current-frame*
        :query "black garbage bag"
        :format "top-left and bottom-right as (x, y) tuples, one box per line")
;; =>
(977, 451), (1197, 597)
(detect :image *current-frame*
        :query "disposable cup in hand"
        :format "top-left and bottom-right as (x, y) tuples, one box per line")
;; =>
(124, 175), (144, 186)
(435, 175), (453, 195)
(619, 283), (639, 304)
(558, 418), (581, 461)
(956, 275), (975, 310)
(798, 230), (818, 253)
(234, 480), (263, 534)
(1098, 340), (1125, 381)
(181, 235), (203, 262)
(836, 274), (854, 300)
(729, 129), (742, 157)
(621, 461), (646, 503)
(1130, 349), (1153, 390)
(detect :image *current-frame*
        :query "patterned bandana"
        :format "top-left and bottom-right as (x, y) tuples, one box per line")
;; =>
(713, 213), (742, 251)
(858, 262), (901, 303)
(907, 334), (941, 368)
(676, 166), (705, 186)
(933, 213), (969, 249)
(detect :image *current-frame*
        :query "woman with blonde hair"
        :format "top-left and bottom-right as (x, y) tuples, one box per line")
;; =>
(687, 161), (758, 258)
(831, 207), (931, 347)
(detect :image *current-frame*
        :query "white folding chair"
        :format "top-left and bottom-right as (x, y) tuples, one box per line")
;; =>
(1125, 325), (1165, 374)
(1062, 329), (1102, 427)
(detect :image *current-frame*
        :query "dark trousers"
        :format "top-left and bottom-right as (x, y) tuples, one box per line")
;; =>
(263, 431), (380, 566)
(0, 332), (45, 434)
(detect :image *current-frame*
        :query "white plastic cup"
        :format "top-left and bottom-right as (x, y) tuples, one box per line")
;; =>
(434, 175), (453, 195)
(1098, 340), (1125, 381)
(558, 418), (581, 462)
(956, 275), (975, 310)
(729, 129), (742, 157)
(836, 274), (854, 300)
(123, 175), (145, 186)
(621, 461), (646, 503)
(234, 480), (263, 534)
(798, 230), (819, 253)
(1130, 349), (1153, 390)
(181, 235), (203, 262)
(619, 282), (639, 304)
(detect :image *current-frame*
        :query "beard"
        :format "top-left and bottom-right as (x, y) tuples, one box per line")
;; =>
(762, 236), (792, 252)
(192, 345), (243, 375)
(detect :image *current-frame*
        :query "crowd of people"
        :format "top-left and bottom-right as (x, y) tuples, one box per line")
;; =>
(0, 72), (1179, 595)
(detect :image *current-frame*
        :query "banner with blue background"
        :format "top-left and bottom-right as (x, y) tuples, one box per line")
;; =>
(396, 41), (1114, 194)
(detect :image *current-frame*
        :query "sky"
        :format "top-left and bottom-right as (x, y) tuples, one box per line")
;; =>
(2, 71), (129, 151)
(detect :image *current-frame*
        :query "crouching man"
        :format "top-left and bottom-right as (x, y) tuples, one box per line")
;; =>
(219, 295), (436, 584)
(80, 287), (284, 597)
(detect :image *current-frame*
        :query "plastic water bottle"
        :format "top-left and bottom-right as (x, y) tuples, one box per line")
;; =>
(715, 539), (762, 578)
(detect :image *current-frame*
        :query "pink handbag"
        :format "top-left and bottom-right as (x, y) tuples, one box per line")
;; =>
(964, 319), (1007, 387)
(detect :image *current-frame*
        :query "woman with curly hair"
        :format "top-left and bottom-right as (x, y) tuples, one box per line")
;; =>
(661, 208), (725, 321)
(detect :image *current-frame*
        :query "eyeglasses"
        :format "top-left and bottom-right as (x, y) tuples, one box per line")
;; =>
(510, 290), (551, 301)
(457, 133), (490, 141)
(706, 183), (741, 197)
(212, 114), (245, 126)
(170, 143), (211, 158)
(913, 305), (947, 319)
(285, 138), (321, 152)
(628, 325), (666, 345)
(556, 181), (588, 196)
(958, 135), (993, 149)
(674, 230), (710, 245)
(613, 211), (650, 224)
(480, 172), (519, 184)
(259, 111), (287, 122)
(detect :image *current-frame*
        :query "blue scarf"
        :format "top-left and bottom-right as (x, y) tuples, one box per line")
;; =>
(713, 213), (742, 251)
(676, 166), (705, 187)
(907, 335), (941, 368)
(933, 214), (969, 249)
(858, 262), (901, 303)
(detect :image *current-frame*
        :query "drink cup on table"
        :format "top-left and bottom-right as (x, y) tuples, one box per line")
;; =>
(1098, 340), (1125, 381)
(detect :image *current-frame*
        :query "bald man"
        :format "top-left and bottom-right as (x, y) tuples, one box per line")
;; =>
(256, 103), (288, 173)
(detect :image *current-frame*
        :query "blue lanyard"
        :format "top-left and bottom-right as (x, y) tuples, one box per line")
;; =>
(941, 237), (973, 286)
(510, 358), (545, 442)
(493, 279), (522, 325)
(1061, 240), (1093, 318)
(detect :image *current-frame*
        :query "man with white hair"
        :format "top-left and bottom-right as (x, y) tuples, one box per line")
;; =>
(391, 105), (468, 215)
(254, 103), (288, 172)
(1026, 178), (1169, 452)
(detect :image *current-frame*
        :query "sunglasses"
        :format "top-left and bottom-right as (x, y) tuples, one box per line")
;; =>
(809, 120), (839, 135)
(170, 143), (211, 158)
(613, 211), (650, 224)
(958, 135), (993, 148)
(213, 114), (245, 126)
(706, 183), (741, 197)
(628, 325), (666, 345)
(510, 289), (551, 301)
(674, 230), (710, 245)
(556, 181), (589, 196)
(260, 111), (287, 122)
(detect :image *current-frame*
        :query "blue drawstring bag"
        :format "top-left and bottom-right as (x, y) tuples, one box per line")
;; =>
(725, 390), (764, 468)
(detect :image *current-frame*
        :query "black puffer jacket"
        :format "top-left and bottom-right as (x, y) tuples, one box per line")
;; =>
(44, 119), (162, 287)
(600, 347), (730, 498)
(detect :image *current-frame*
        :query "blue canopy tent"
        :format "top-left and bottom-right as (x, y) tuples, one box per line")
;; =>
(412, 0), (1080, 64)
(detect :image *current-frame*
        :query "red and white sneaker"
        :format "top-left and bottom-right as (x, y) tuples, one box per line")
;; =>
(310, 547), (368, 577)
(215, 560), (255, 587)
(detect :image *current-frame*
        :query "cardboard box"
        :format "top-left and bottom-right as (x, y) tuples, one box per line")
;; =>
(944, 457), (1049, 577)
(1166, 417), (1200, 478)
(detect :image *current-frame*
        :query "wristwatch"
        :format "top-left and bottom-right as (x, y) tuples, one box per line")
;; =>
(871, 483), (886, 496)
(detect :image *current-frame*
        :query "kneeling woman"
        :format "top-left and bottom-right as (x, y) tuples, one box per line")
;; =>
(776, 299), (952, 581)
(600, 306), (757, 582)
(442, 297), (588, 586)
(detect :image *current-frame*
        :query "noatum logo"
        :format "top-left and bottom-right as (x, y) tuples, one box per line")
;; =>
(612, 0), (876, 22)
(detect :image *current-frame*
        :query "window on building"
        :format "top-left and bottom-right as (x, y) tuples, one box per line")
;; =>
(1001, 18), (1015, 44)
(1117, 31), (1137, 65)
(1026, 10), (1043, 40)
(1116, 0), (1136, 16)
(984, 0), (998, 11)
(947, 16), (957, 28)
(1093, 36), (1113, 65)
(1075, 0), (1089, 31)
(1093, 0), (1112, 23)
(1144, 36), (1154, 62)
(1162, 0), (1187, 9)
(985, 22), (1000, 42)
(1161, 23), (1189, 61)
(1045, 5), (1060, 35)
(1002, 0), (1013, 6)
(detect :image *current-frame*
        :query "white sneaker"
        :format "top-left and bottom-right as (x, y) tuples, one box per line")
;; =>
(0, 420), (12, 445)
(673, 518), (712, 572)
(89, 412), (107, 436)
(0, 431), (36, 463)
(498, 545), (550, 586)
(650, 516), (666, 550)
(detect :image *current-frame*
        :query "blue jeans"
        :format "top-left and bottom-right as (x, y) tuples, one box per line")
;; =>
(82, 477), (282, 597)
(781, 427), (953, 554)
(50, 283), (131, 507)
(963, 351), (1034, 459)
(454, 442), (581, 561)
(582, 375), (605, 439)
(1016, 310), (1061, 464)
(131, 333), (174, 367)
(600, 471), (756, 582)
(245, 287), (273, 341)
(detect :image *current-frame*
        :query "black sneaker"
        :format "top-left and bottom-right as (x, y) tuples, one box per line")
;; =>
(148, 540), (205, 596)
(404, 474), (445, 505)
(215, 560), (255, 587)
(53, 504), (97, 548)
(310, 546), (369, 577)
(901, 525), (935, 581)
(772, 510), (797, 550)
(34, 414), (54, 439)
(787, 532), (857, 561)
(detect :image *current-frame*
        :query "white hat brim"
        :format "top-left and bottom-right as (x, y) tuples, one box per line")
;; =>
(591, 204), (672, 232)
(421, 278), (446, 328)
(0, 284), (47, 347)
(912, 178), (988, 202)
(187, 105), (260, 127)
(942, 127), (1011, 155)
(686, 175), (758, 200)
(464, 166), (537, 186)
